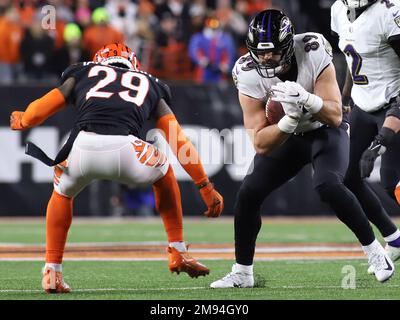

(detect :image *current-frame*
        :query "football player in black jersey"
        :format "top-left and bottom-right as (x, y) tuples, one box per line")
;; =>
(10, 43), (223, 293)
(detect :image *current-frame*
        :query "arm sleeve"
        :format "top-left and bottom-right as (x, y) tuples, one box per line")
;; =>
(306, 33), (333, 79)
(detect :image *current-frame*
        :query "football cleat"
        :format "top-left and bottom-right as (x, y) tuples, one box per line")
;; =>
(167, 246), (210, 278)
(210, 264), (254, 288)
(366, 250), (395, 282)
(368, 244), (400, 275)
(42, 267), (71, 293)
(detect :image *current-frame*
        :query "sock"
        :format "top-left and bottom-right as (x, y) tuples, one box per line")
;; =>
(385, 229), (400, 247)
(362, 239), (384, 256)
(169, 241), (187, 252)
(234, 263), (253, 274)
(44, 263), (62, 272)
(45, 191), (73, 264)
(152, 165), (183, 243)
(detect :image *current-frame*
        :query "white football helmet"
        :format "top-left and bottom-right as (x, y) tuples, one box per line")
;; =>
(341, 0), (377, 9)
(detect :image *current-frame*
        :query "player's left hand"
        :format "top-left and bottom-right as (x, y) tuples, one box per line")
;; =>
(10, 111), (26, 130)
(360, 138), (387, 178)
(198, 182), (224, 218)
(271, 81), (310, 107)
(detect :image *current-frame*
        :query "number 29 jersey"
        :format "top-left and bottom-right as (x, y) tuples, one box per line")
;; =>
(61, 61), (171, 137)
(331, 0), (400, 112)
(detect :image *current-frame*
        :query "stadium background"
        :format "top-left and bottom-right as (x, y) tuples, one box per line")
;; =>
(1, 0), (399, 217)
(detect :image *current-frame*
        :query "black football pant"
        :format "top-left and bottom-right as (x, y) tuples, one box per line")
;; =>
(344, 106), (400, 238)
(235, 123), (375, 266)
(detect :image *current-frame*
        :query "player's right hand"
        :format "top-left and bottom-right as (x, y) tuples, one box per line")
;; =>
(10, 111), (26, 130)
(198, 182), (224, 218)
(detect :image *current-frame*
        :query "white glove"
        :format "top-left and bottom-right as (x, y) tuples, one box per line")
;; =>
(281, 101), (303, 120)
(271, 81), (323, 114)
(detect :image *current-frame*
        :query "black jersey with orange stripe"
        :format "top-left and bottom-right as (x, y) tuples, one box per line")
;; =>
(61, 61), (171, 136)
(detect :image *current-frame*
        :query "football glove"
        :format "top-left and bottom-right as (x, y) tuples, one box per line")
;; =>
(360, 138), (386, 178)
(10, 111), (26, 130)
(280, 101), (303, 120)
(198, 182), (224, 218)
(271, 81), (323, 114)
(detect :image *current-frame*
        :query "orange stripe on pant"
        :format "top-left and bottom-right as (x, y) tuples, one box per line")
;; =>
(132, 141), (167, 168)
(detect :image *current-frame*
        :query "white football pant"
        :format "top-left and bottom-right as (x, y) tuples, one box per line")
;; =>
(53, 131), (169, 198)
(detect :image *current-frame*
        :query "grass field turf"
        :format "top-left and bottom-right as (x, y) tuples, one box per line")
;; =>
(0, 217), (399, 300)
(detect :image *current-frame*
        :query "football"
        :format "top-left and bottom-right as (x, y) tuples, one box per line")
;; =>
(265, 96), (285, 124)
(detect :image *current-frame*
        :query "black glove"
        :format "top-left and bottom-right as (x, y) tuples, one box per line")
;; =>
(360, 138), (386, 178)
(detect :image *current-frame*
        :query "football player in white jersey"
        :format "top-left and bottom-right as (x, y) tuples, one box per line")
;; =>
(331, 0), (400, 273)
(210, 9), (395, 288)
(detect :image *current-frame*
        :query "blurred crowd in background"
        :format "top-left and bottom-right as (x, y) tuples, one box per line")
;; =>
(0, 0), (337, 85)
(2, 0), (339, 216)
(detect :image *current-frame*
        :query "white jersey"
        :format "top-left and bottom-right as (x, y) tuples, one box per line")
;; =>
(331, 0), (400, 112)
(232, 32), (333, 133)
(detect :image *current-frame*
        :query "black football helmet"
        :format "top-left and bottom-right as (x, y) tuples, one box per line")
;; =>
(341, 0), (377, 9)
(246, 9), (295, 78)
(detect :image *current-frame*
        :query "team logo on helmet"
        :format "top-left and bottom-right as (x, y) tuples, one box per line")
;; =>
(93, 43), (140, 71)
(247, 29), (254, 43)
(279, 17), (292, 42)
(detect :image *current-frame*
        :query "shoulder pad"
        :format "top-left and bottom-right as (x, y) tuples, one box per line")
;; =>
(61, 62), (89, 82)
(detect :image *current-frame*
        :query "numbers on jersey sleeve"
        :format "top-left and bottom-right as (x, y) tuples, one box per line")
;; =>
(85, 65), (150, 107)
(238, 55), (255, 71)
(303, 35), (320, 52)
(343, 44), (369, 85)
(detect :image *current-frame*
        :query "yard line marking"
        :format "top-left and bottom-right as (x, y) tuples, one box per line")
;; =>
(0, 287), (206, 293)
(193, 246), (362, 253)
(1, 284), (399, 294)
(0, 257), (367, 262)
(0, 242), (362, 248)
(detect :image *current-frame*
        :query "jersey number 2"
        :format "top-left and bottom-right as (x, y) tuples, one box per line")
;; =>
(86, 65), (150, 106)
(343, 44), (369, 85)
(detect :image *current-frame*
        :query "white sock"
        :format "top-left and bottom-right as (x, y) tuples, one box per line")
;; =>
(234, 263), (253, 274)
(384, 229), (400, 243)
(45, 263), (62, 272)
(362, 239), (384, 256)
(169, 242), (187, 252)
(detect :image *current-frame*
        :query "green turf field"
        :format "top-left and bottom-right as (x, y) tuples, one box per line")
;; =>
(0, 218), (399, 300)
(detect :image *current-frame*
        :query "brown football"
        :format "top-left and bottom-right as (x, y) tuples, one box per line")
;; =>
(265, 96), (285, 124)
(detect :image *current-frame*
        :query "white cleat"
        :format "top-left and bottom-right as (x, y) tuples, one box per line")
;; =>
(387, 244), (400, 262)
(367, 251), (395, 282)
(367, 244), (400, 275)
(210, 264), (254, 288)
